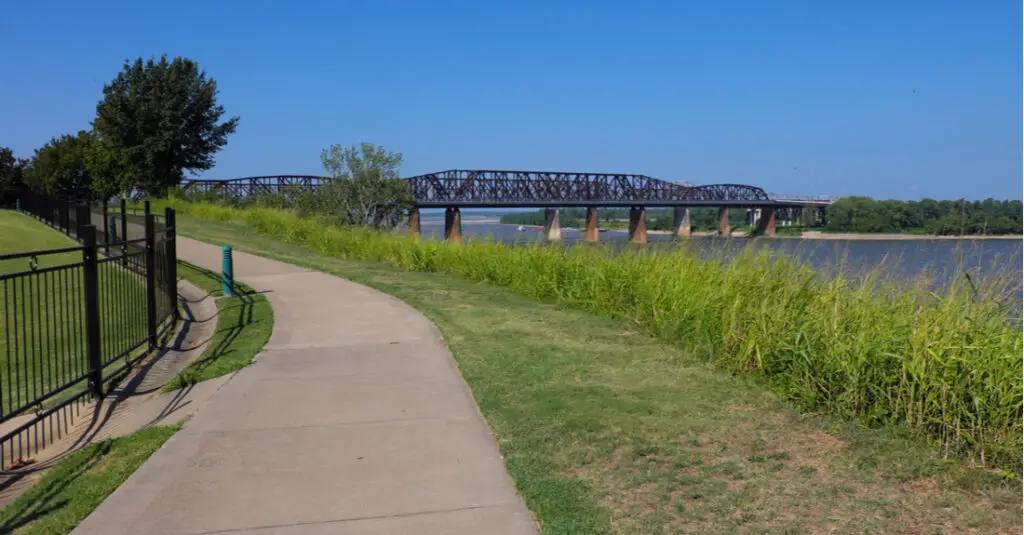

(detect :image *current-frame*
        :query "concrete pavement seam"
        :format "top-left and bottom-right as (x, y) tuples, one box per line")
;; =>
(175, 414), (476, 435)
(189, 504), (530, 535)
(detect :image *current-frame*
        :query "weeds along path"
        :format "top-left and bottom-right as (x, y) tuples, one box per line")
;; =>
(168, 213), (1023, 535)
(72, 236), (537, 535)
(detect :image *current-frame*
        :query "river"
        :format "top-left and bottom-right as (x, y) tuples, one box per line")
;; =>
(416, 215), (1023, 289)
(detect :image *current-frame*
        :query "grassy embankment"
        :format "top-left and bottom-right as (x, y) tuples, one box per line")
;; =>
(169, 204), (1021, 534)
(0, 211), (81, 270)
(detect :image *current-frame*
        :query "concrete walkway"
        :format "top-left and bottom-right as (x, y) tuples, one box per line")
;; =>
(73, 238), (537, 535)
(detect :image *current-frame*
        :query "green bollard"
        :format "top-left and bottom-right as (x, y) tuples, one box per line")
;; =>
(16, 199), (20, 211)
(222, 245), (234, 297)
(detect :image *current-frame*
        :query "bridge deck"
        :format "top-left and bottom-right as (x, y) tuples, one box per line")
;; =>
(180, 171), (833, 208)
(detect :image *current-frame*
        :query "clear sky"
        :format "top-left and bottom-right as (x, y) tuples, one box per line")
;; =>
(1, 1), (1020, 200)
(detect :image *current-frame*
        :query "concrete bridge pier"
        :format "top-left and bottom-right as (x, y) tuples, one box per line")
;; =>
(790, 206), (803, 226)
(672, 207), (691, 239)
(628, 207), (647, 244)
(444, 207), (462, 244)
(543, 208), (562, 242)
(584, 207), (600, 242)
(407, 207), (421, 239)
(717, 207), (730, 236)
(752, 207), (777, 236)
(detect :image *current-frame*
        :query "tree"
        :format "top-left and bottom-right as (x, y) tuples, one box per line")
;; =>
(83, 138), (131, 201)
(94, 55), (239, 197)
(0, 147), (27, 206)
(23, 132), (94, 199)
(20, 131), (128, 201)
(316, 143), (412, 228)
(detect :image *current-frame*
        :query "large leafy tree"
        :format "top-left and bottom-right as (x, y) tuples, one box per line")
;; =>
(312, 143), (412, 228)
(20, 131), (127, 201)
(23, 132), (94, 199)
(94, 55), (239, 197)
(0, 147), (27, 205)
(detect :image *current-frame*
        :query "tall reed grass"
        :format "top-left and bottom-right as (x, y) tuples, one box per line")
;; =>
(169, 200), (1023, 471)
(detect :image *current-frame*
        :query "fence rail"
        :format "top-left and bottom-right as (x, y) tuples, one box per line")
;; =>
(0, 192), (177, 469)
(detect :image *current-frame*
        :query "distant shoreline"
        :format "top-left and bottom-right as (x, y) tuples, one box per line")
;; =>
(793, 231), (1023, 241)
(430, 220), (1022, 240)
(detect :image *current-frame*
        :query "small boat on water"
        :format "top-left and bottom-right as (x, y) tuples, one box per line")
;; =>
(517, 225), (525, 231)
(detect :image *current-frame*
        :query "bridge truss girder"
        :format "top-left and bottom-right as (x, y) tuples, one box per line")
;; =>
(180, 170), (811, 208)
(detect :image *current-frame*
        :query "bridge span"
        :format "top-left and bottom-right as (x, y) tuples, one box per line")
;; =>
(180, 170), (834, 244)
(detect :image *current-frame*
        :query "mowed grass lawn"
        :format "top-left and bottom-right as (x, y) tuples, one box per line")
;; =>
(0, 210), (80, 273)
(178, 214), (1022, 535)
(0, 210), (150, 418)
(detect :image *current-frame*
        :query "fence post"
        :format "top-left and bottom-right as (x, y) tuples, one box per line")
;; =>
(144, 213), (158, 349)
(120, 198), (128, 269)
(60, 201), (70, 235)
(164, 207), (178, 320)
(144, 200), (150, 217)
(102, 202), (110, 255)
(76, 204), (89, 240)
(82, 225), (104, 398)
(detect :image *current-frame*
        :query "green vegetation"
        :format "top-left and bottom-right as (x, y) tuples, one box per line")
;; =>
(172, 142), (412, 230)
(0, 210), (79, 271)
(19, 131), (119, 201)
(826, 196), (1022, 235)
(164, 261), (273, 391)
(312, 143), (411, 228)
(0, 424), (180, 535)
(174, 212), (1022, 534)
(0, 148), (28, 207)
(91, 55), (239, 197)
(165, 200), (1023, 474)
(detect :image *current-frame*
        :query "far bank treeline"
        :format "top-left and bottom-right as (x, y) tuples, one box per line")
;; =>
(500, 198), (1023, 236)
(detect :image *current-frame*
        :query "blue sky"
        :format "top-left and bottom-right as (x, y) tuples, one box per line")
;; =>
(1, 1), (1020, 200)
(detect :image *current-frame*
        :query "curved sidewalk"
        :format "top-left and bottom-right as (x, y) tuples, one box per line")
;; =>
(73, 237), (537, 535)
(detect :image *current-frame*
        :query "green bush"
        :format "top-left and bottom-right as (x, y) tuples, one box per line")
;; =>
(167, 199), (1023, 471)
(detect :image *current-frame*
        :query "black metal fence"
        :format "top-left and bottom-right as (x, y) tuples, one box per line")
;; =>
(0, 193), (177, 469)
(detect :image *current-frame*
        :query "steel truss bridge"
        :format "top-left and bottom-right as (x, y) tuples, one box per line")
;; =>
(180, 170), (833, 209)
